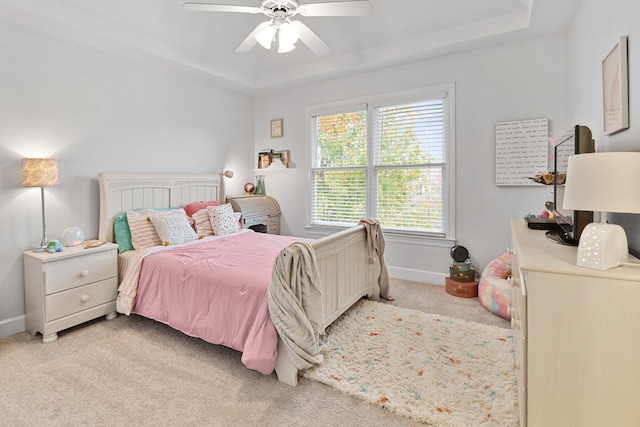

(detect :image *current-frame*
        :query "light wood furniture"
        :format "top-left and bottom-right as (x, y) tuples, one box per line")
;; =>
(24, 242), (118, 343)
(98, 173), (380, 386)
(510, 220), (640, 427)
(227, 195), (281, 235)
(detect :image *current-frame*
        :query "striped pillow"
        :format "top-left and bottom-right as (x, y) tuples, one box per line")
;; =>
(127, 209), (166, 250)
(192, 209), (214, 236)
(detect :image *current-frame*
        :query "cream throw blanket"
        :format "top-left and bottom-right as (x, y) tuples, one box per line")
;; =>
(358, 219), (391, 300)
(268, 242), (325, 370)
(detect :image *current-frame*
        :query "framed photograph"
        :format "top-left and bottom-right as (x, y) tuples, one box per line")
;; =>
(270, 119), (283, 138)
(272, 150), (290, 168)
(602, 36), (629, 135)
(257, 150), (272, 169)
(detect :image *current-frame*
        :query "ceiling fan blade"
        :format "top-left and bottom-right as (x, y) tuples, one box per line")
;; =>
(298, 1), (372, 17)
(182, 3), (261, 14)
(235, 21), (271, 53)
(292, 20), (330, 56)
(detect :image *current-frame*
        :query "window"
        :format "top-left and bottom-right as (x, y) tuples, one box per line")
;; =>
(309, 84), (455, 240)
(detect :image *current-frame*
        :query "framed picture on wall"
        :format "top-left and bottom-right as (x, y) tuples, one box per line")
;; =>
(257, 150), (272, 169)
(270, 119), (284, 138)
(602, 36), (629, 135)
(272, 150), (290, 167)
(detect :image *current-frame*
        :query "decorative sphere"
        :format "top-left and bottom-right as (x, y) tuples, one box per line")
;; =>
(61, 226), (85, 247)
(244, 182), (255, 194)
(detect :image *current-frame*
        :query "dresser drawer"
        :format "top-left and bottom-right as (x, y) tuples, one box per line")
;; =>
(44, 249), (117, 294)
(267, 214), (280, 234)
(45, 277), (118, 322)
(243, 214), (268, 227)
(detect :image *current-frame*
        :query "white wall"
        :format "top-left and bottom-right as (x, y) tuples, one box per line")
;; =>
(254, 33), (570, 283)
(567, 0), (640, 252)
(0, 20), (255, 336)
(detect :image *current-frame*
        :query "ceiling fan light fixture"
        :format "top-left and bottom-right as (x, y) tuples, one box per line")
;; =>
(255, 24), (277, 49)
(278, 20), (299, 46)
(277, 41), (296, 53)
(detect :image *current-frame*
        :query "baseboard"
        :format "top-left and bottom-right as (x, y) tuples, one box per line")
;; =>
(388, 266), (446, 286)
(0, 315), (26, 339)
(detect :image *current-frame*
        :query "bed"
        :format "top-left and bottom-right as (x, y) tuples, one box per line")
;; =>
(98, 172), (381, 386)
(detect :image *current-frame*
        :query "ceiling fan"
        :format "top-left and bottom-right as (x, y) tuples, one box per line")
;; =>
(182, 1), (372, 55)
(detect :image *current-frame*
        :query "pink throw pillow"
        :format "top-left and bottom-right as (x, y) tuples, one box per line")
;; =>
(184, 201), (219, 217)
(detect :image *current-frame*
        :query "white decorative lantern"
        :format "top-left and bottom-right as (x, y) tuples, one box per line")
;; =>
(61, 226), (85, 247)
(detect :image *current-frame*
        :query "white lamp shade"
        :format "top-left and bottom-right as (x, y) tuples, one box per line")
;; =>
(563, 152), (640, 270)
(61, 226), (85, 247)
(278, 42), (296, 53)
(563, 152), (640, 214)
(278, 21), (299, 45)
(256, 25), (276, 49)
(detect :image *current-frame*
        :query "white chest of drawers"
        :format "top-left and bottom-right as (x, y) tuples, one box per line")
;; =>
(510, 220), (640, 427)
(23, 242), (118, 343)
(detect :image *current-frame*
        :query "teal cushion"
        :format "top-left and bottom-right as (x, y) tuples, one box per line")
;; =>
(114, 212), (134, 253)
(114, 208), (178, 253)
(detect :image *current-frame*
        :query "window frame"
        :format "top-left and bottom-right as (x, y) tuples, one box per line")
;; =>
(305, 83), (456, 247)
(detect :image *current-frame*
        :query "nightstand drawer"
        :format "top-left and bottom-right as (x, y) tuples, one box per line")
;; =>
(45, 277), (118, 322)
(44, 249), (117, 294)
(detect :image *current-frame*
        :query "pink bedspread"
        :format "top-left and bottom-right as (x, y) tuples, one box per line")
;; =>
(132, 231), (301, 375)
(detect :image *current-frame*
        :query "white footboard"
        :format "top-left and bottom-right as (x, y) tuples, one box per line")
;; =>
(274, 225), (380, 385)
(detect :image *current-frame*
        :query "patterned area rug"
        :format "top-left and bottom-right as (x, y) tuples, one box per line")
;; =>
(301, 299), (518, 426)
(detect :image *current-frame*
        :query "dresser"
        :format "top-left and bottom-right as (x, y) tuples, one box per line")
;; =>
(227, 195), (281, 235)
(510, 220), (640, 427)
(24, 242), (118, 343)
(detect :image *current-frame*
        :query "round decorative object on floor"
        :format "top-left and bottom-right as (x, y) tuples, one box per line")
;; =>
(478, 252), (513, 320)
(445, 277), (479, 298)
(61, 226), (85, 247)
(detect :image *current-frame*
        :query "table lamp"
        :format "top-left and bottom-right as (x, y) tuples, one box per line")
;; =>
(23, 158), (59, 252)
(562, 152), (640, 270)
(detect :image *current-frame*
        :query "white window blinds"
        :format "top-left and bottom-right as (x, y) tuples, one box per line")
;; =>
(309, 86), (452, 237)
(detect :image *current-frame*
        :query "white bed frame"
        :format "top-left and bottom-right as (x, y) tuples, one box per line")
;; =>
(98, 172), (380, 385)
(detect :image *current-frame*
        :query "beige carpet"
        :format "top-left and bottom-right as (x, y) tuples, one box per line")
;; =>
(0, 281), (510, 426)
(302, 299), (518, 426)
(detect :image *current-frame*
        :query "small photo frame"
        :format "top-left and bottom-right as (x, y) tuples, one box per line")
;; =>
(602, 36), (629, 135)
(257, 150), (272, 169)
(272, 150), (290, 168)
(270, 119), (283, 138)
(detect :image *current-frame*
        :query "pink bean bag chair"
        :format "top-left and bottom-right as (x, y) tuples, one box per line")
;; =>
(478, 252), (513, 320)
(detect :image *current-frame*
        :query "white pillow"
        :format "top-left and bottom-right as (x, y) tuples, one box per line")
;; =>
(208, 204), (241, 236)
(149, 208), (199, 245)
(127, 209), (164, 250)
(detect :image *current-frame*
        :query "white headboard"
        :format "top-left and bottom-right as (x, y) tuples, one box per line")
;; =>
(98, 173), (224, 243)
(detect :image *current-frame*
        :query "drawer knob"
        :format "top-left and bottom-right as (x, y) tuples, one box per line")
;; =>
(80, 270), (89, 277)
(81, 294), (90, 303)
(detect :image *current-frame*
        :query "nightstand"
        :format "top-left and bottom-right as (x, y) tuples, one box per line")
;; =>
(227, 195), (281, 235)
(23, 241), (118, 343)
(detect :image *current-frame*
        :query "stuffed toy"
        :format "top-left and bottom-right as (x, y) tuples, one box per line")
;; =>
(46, 240), (64, 253)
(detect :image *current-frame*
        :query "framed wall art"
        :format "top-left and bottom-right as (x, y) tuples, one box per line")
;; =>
(257, 150), (272, 169)
(272, 150), (290, 167)
(270, 119), (283, 138)
(602, 36), (629, 135)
